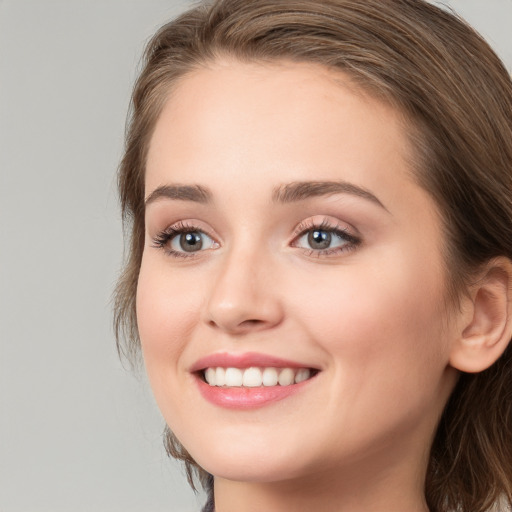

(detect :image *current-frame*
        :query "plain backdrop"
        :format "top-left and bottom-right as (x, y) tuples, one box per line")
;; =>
(0, 1), (511, 511)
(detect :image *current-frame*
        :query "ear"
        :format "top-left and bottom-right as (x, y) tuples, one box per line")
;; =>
(449, 257), (512, 373)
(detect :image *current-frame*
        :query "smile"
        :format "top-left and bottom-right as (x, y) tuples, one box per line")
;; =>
(203, 367), (314, 387)
(191, 353), (320, 409)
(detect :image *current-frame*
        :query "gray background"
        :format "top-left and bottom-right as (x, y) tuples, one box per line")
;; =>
(0, 1), (511, 511)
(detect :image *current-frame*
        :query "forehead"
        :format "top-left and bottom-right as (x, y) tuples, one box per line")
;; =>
(145, 60), (434, 227)
(150, 61), (405, 162)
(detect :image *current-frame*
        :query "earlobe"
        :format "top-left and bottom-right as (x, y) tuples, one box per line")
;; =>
(449, 257), (512, 373)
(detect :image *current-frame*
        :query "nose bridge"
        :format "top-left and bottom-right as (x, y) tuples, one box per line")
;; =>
(204, 234), (282, 333)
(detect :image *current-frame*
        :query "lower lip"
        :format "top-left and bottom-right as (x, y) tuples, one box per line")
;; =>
(195, 375), (313, 409)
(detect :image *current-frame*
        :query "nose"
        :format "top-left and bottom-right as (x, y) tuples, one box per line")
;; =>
(203, 246), (284, 335)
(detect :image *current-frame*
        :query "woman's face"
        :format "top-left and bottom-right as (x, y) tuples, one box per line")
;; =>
(138, 61), (459, 483)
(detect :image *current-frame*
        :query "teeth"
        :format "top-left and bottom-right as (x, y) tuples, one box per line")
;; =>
(295, 368), (311, 383)
(203, 367), (314, 387)
(242, 367), (262, 387)
(205, 367), (216, 385)
(278, 368), (294, 386)
(215, 367), (226, 387)
(262, 367), (278, 386)
(225, 367), (243, 387)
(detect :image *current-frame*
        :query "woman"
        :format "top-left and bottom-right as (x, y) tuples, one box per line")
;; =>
(114, 0), (512, 510)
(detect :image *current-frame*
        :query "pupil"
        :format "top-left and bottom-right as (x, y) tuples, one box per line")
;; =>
(180, 232), (203, 252)
(308, 230), (331, 250)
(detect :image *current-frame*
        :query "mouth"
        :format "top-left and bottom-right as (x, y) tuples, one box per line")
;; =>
(191, 353), (320, 409)
(201, 366), (318, 387)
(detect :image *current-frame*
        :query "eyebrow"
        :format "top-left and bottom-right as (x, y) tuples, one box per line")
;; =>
(145, 184), (212, 206)
(272, 180), (388, 211)
(144, 180), (388, 212)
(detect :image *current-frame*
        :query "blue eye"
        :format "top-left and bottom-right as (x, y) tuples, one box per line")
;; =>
(292, 220), (361, 256)
(169, 231), (216, 253)
(152, 223), (218, 257)
(296, 228), (351, 251)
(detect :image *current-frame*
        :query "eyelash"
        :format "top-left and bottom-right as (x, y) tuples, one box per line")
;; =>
(291, 219), (361, 257)
(151, 221), (214, 259)
(151, 219), (361, 259)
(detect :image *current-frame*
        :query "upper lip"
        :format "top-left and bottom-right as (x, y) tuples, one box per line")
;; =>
(189, 352), (318, 373)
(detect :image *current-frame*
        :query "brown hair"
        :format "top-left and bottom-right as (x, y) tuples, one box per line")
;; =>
(114, 1), (512, 510)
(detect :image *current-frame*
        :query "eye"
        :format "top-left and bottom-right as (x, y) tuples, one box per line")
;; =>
(292, 219), (360, 256)
(169, 231), (216, 253)
(152, 222), (218, 257)
(296, 229), (349, 250)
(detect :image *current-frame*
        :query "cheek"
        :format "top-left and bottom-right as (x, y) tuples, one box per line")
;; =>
(284, 255), (451, 451)
(136, 256), (211, 430)
(287, 248), (448, 374)
(136, 257), (201, 373)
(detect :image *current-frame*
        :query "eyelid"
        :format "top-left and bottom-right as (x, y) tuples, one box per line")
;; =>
(152, 219), (218, 241)
(291, 216), (356, 239)
(151, 220), (220, 257)
(289, 216), (362, 256)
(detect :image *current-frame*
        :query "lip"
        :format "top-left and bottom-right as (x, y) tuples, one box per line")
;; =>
(195, 376), (313, 409)
(190, 352), (319, 410)
(189, 351), (316, 372)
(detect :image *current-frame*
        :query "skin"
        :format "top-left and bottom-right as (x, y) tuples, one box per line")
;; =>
(137, 61), (465, 512)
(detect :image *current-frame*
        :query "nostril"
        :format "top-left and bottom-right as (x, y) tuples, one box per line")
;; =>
(243, 319), (263, 326)
(237, 319), (269, 332)
(207, 317), (267, 333)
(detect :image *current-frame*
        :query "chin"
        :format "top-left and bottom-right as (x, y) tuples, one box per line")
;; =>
(186, 437), (314, 484)
(199, 459), (308, 484)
